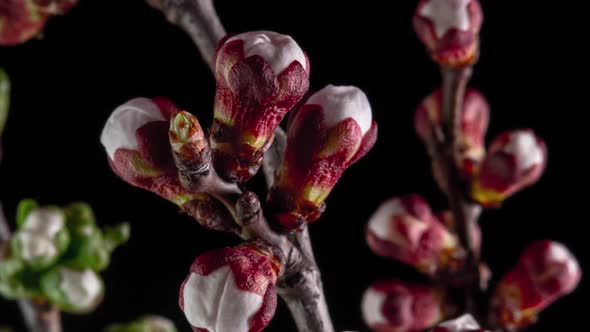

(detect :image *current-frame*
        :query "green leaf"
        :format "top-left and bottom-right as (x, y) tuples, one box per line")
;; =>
(0, 69), (9, 138)
(16, 199), (38, 229)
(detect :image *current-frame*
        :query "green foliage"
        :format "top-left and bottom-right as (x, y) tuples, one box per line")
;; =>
(103, 316), (177, 332)
(0, 68), (9, 138)
(0, 200), (130, 313)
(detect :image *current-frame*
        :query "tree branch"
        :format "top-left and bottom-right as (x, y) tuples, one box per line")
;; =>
(147, 0), (226, 71)
(438, 67), (483, 317)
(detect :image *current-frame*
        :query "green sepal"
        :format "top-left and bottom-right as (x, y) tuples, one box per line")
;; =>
(0, 258), (40, 300)
(103, 223), (131, 251)
(16, 199), (39, 229)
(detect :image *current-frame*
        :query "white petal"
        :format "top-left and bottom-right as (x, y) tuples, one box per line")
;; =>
(368, 198), (406, 240)
(504, 131), (544, 171)
(436, 314), (482, 331)
(60, 268), (103, 308)
(306, 85), (372, 135)
(22, 208), (65, 239)
(228, 31), (306, 74)
(183, 266), (264, 332)
(17, 232), (57, 262)
(100, 98), (165, 159)
(420, 0), (471, 38)
(361, 288), (387, 325)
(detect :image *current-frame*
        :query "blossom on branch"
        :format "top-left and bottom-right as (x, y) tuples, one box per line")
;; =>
(41, 267), (104, 313)
(211, 31), (310, 182)
(430, 314), (488, 332)
(268, 85), (377, 230)
(366, 194), (463, 275)
(413, 0), (483, 67)
(362, 280), (446, 332)
(101, 97), (200, 206)
(489, 240), (581, 331)
(471, 129), (546, 207)
(179, 245), (281, 332)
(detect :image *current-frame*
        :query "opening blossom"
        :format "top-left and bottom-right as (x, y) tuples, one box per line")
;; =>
(211, 31), (310, 182)
(365, 194), (463, 275)
(413, 0), (483, 67)
(471, 129), (547, 207)
(489, 241), (581, 330)
(362, 280), (446, 332)
(268, 85), (377, 230)
(179, 245), (280, 332)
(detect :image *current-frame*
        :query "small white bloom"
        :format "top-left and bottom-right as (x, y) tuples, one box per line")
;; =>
(420, 0), (471, 38)
(60, 268), (103, 309)
(228, 31), (307, 74)
(16, 232), (58, 263)
(101, 98), (165, 159)
(306, 85), (372, 135)
(22, 208), (65, 239)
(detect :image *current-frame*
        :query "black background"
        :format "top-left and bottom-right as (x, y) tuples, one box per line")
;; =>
(1, 0), (587, 331)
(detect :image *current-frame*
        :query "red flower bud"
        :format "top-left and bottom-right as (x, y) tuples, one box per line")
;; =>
(431, 314), (488, 332)
(362, 280), (446, 332)
(490, 241), (581, 331)
(179, 245), (280, 332)
(471, 129), (547, 207)
(101, 97), (196, 205)
(366, 194), (462, 275)
(0, 0), (48, 45)
(211, 31), (310, 182)
(413, 0), (483, 67)
(415, 88), (489, 178)
(268, 85), (377, 230)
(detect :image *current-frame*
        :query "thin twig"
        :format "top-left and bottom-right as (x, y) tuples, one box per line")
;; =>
(147, 0), (226, 71)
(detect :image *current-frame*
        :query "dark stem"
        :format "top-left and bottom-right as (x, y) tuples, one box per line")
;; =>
(147, 0), (226, 70)
(440, 67), (482, 317)
(0, 205), (63, 332)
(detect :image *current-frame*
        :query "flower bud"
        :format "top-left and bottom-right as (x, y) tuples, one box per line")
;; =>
(11, 207), (70, 270)
(101, 97), (197, 205)
(41, 267), (104, 313)
(366, 194), (462, 275)
(268, 85), (377, 230)
(0, 0), (48, 45)
(413, 0), (483, 67)
(415, 89), (489, 177)
(362, 280), (446, 332)
(169, 111), (211, 177)
(471, 129), (547, 207)
(211, 31), (310, 182)
(431, 314), (488, 332)
(489, 241), (581, 331)
(179, 246), (280, 332)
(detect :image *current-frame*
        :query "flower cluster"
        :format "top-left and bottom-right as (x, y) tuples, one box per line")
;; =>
(0, 199), (129, 313)
(0, 0), (79, 45)
(361, 1), (579, 331)
(101, 30), (376, 330)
